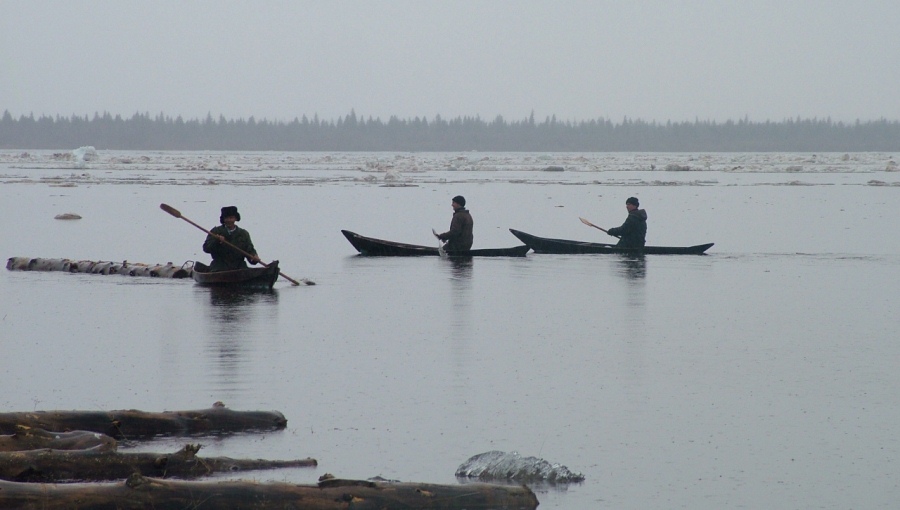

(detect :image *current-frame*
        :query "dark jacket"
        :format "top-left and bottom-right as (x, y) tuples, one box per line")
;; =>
(438, 208), (474, 251)
(203, 225), (258, 271)
(607, 209), (647, 248)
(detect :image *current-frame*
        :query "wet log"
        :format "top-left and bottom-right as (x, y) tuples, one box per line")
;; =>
(0, 444), (317, 482)
(0, 474), (539, 509)
(5, 256), (193, 278)
(0, 427), (116, 452)
(0, 402), (287, 439)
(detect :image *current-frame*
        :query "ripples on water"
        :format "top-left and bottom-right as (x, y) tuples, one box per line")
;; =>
(2, 150), (899, 509)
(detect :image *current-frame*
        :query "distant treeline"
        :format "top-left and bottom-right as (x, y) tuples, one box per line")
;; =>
(2, 110), (899, 152)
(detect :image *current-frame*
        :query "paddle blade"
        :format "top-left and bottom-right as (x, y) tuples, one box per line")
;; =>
(433, 229), (447, 258)
(579, 216), (607, 232)
(160, 203), (182, 218)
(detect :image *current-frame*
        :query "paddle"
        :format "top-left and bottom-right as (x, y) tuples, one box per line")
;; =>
(159, 203), (313, 286)
(579, 217), (620, 238)
(432, 228), (447, 258)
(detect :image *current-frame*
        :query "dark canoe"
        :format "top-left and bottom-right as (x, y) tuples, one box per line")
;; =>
(191, 260), (280, 288)
(341, 230), (530, 257)
(509, 229), (714, 255)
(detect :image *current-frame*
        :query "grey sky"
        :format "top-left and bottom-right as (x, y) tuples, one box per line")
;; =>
(3, 1), (898, 123)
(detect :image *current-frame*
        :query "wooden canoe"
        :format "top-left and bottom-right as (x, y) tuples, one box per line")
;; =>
(509, 229), (714, 255)
(341, 230), (530, 257)
(191, 261), (280, 288)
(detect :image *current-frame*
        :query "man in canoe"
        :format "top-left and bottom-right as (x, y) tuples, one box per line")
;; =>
(437, 195), (474, 251)
(202, 206), (261, 271)
(607, 197), (647, 248)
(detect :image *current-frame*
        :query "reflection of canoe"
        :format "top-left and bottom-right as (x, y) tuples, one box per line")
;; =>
(341, 230), (530, 257)
(509, 229), (714, 255)
(191, 261), (280, 288)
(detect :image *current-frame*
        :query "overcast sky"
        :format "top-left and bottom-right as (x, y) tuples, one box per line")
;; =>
(3, 1), (898, 124)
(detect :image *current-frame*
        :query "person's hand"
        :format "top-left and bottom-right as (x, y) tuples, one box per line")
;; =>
(215, 234), (225, 243)
(249, 254), (260, 264)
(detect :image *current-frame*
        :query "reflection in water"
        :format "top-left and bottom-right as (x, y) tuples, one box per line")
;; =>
(614, 254), (647, 321)
(207, 287), (279, 321)
(449, 257), (474, 280)
(200, 287), (279, 397)
(616, 254), (647, 280)
(445, 257), (474, 408)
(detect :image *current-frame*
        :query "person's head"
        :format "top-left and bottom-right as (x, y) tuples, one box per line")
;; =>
(452, 195), (466, 209)
(625, 197), (639, 211)
(220, 206), (241, 225)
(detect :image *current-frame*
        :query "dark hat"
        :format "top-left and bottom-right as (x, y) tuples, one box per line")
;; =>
(452, 195), (466, 207)
(626, 197), (639, 206)
(220, 206), (241, 223)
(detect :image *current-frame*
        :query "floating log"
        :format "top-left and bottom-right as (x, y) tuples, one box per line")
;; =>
(53, 213), (82, 220)
(0, 427), (116, 453)
(0, 474), (539, 509)
(0, 403), (287, 439)
(0, 444), (316, 483)
(6, 256), (193, 278)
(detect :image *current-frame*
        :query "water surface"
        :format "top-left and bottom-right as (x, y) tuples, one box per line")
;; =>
(2, 150), (899, 509)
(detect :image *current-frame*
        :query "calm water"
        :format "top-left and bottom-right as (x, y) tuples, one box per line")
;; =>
(2, 151), (899, 509)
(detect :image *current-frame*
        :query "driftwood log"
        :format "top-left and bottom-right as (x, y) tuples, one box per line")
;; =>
(0, 428), (117, 452)
(0, 474), (539, 510)
(0, 403), (286, 439)
(0, 444), (316, 482)
(6, 256), (192, 278)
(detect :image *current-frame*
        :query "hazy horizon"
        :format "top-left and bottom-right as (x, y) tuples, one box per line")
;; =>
(3, 1), (899, 124)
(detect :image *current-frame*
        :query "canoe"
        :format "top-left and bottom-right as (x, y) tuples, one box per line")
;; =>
(191, 260), (280, 288)
(341, 230), (530, 257)
(509, 229), (714, 255)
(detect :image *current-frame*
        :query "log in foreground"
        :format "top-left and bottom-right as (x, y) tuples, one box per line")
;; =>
(0, 402), (287, 439)
(0, 475), (539, 510)
(0, 444), (316, 482)
(0, 427), (117, 452)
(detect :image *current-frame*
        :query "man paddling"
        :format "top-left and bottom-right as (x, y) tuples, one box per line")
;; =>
(607, 197), (647, 248)
(203, 206), (261, 271)
(436, 195), (474, 251)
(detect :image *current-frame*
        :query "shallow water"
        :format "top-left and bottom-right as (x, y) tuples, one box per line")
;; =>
(2, 150), (899, 509)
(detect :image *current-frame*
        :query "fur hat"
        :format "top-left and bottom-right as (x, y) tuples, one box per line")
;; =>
(626, 197), (639, 207)
(452, 195), (466, 207)
(220, 206), (241, 223)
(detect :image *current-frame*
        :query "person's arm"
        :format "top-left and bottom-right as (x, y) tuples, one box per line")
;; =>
(607, 216), (634, 238)
(239, 230), (261, 264)
(203, 227), (225, 254)
(438, 215), (463, 241)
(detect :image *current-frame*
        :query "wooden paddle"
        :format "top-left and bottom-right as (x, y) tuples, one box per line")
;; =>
(432, 228), (447, 258)
(160, 203), (313, 286)
(579, 217), (619, 238)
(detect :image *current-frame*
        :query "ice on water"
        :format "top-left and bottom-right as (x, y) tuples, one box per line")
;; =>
(1, 150), (898, 189)
(456, 450), (585, 483)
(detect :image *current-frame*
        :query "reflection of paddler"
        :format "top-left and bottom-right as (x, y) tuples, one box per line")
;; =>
(202, 206), (261, 272)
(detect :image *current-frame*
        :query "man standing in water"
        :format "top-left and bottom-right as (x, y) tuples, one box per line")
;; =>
(437, 195), (474, 251)
(607, 197), (647, 248)
(203, 206), (261, 271)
